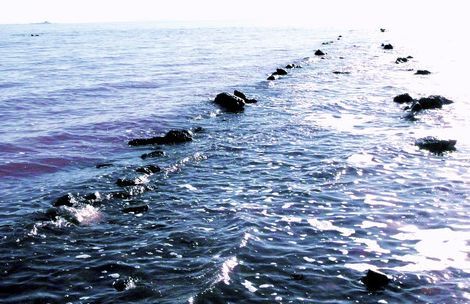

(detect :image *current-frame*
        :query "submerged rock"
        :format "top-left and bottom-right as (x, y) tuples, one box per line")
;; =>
(285, 64), (295, 69)
(382, 43), (393, 50)
(291, 273), (305, 281)
(109, 191), (132, 200)
(214, 92), (245, 112)
(128, 130), (193, 146)
(332, 71), (351, 75)
(314, 49), (325, 56)
(141, 150), (165, 160)
(361, 269), (390, 290)
(234, 90), (257, 104)
(122, 204), (149, 214)
(393, 93), (414, 104)
(53, 193), (76, 207)
(135, 165), (161, 174)
(96, 163), (113, 169)
(415, 137), (457, 153)
(415, 69), (431, 75)
(410, 95), (453, 112)
(380, 28), (386, 32)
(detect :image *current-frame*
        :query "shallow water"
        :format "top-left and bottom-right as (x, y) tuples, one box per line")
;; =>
(0, 23), (469, 303)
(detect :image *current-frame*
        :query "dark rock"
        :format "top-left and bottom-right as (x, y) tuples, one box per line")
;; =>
(135, 165), (161, 174)
(234, 90), (257, 104)
(393, 93), (414, 104)
(53, 193), (76, 207)
(415, 70), (431, 75)
(410, 95), (453, 112)
(314, 49), (325, 56)
(332, 71), (351, 75)
(407, 55), (413, 59)
(382, 44), (393, 50)
(110, 191), (131, 199)
(116, 178), (146, 187)
(192, 126), (204, 133)
(213, 92), (245, 112)
(113, 279), (127, 292)
(267, 74), (277, 81)
(291, 273), (305, 281)
(83, 192), (101, 203)
(233, 90), (247, 100)
(339, 56), (344, 59)
(96, 163), (113, 169)
(285, 64), (294, 69)
(122, 204), (149, 214)
(276, 68), (288, 75)
(395, 57), (408, 64)
(380, 28), (386, 32)
(415, 137), (457, 153)
(361, 269), (390, 290)
(128, 130), (193, 146)
(295, 65), (302, 68)
(141, 150), (165, 160)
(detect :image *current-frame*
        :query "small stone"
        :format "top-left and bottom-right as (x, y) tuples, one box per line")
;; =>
(141, 150), (165, 160)
(314, 49), (325, 56)
(96, 163), (113, 169)
(135, 165), (161, 174)
(415, 70), (431, 75)
(122, 204), (149, 214)
(382, 44), (393, 50)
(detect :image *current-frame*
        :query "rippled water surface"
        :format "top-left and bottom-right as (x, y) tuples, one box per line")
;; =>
(0, 23), (469, 303)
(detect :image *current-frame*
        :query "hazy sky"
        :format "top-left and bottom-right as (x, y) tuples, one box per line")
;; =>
(0, 0), (467, 30)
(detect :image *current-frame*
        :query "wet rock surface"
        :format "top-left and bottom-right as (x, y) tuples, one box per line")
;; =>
(361, 269), (390, 290)
(393, 93), (414, 104)
(122, 204), (149, 214)
(135, 165), (161, 174)
(415, 69), (431, 75)
(128, 130), (193, 146)
(415, 137), (457, 153)
(234, 90), (257, 104)
(213, 92), (245, 112)
(141, 150), (165, 159)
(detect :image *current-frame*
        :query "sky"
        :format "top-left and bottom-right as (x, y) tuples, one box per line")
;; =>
(0, 0), (467, 30)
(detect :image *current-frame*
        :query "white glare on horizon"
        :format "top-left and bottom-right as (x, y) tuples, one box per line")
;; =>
(0, 0), (468, 31)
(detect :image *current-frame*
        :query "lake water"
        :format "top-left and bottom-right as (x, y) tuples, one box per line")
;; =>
(0, 23), (469, 303)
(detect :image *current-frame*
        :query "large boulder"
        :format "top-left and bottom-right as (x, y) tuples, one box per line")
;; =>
(214, 92), (245, 112)
(276, 68), (288, 75)
(128, 130), (193, 146)
(361, 269), (390, 290)
(415, 137), (457, 154)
